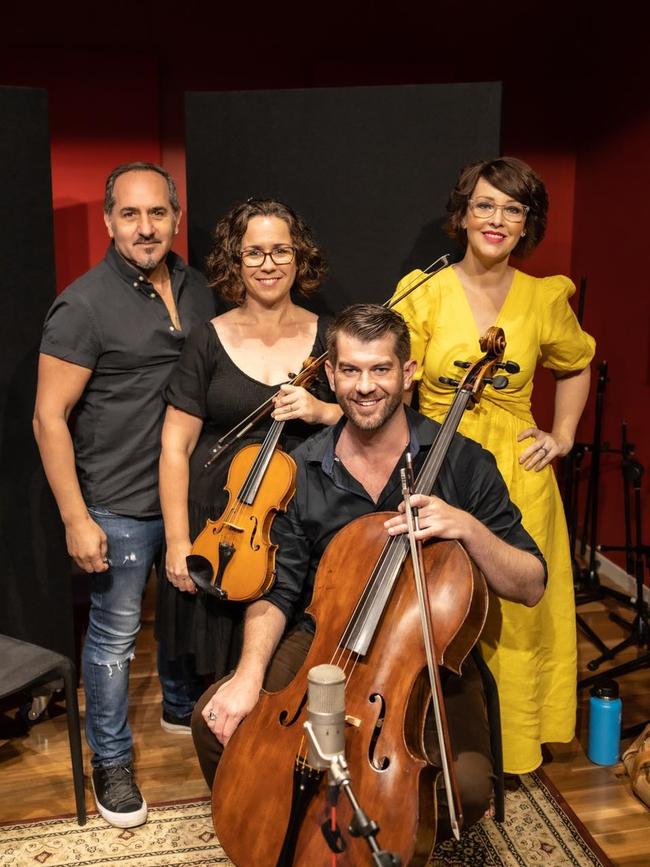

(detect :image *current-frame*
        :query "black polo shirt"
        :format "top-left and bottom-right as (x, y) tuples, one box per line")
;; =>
(40, 244), (215, 517)
(266, 405), (546, 629)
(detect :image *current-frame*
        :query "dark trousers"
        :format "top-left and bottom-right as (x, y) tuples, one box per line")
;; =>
(192, 628), (494, 840)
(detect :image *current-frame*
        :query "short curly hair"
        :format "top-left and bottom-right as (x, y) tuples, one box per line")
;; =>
(445, 156), (548, 258)
(205, 199), (327, 304)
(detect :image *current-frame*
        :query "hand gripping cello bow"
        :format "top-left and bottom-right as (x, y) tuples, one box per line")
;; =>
(211, 326), (519, 866)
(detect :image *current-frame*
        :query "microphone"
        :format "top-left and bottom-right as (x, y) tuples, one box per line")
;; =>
(306, 664), (346, 771)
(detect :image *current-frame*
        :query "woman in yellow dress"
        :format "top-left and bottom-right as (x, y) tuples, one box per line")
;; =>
(392, 156), (595, 774)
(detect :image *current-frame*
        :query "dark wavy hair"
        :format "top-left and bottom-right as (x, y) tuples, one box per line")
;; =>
(445, 156), (548, 258)
(326, 304), (411, 366)
(206, 199), (327, 304)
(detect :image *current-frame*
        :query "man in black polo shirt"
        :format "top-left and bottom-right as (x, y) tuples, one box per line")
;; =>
(33, 162), (215, 828)
(191, 304), (546, 846)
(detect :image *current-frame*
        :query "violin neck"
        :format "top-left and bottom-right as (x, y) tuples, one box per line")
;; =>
(238, 420), (286, 505)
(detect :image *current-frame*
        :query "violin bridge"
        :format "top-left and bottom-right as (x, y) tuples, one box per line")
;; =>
(222, 522), (244, 533)
(345, 714), (361, 728)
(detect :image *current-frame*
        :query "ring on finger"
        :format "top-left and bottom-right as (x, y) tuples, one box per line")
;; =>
(208, 710), (217, 721)
(539, 446), (548, 456)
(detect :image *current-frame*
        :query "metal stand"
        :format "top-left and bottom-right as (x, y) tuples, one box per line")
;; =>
(585, 445), (650, 670)
(568, 362), (632, 656)
(303, 721), (401, 866)
(577, 431), (650, 736)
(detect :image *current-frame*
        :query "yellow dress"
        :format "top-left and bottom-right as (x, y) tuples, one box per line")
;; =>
(392, 265), (596, 774)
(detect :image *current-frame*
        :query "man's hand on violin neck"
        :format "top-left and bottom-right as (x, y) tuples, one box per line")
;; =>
(384, 494), (469, 542)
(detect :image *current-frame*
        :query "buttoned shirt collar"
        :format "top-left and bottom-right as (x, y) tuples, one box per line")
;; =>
(104, 243), (186, 297)
(309, 404), (432, 478)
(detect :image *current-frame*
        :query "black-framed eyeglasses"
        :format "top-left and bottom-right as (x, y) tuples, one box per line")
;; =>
(239, 246), (296, 267)
(468, 198), (529, 223)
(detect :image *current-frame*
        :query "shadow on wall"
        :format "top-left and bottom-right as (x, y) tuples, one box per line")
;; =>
(53, 199), (104, 294)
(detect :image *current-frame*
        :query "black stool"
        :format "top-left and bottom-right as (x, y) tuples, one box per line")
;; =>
(0, 634), (86, 825)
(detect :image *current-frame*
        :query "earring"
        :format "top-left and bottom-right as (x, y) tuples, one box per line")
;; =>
(521, 230), (526, 237)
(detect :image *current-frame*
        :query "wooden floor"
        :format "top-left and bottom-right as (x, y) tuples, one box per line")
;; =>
(1, 581), (649, 865)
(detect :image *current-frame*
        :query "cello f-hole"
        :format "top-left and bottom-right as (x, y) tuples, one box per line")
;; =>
(368, 692), (390, 771)
(278, 692), (308, 728)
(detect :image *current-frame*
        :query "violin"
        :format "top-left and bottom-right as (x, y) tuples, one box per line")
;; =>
(187, 359), (321, 603)
(188, 255), (453, 603)
(211, 327), (516, 865)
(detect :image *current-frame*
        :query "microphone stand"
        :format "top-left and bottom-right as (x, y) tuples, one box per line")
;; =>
(302, 722), (401, 866)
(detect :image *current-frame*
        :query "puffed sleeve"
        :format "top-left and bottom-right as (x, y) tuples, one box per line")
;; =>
(389, 270), (438, 382)
(163, 321), (214, 419)
(538, 276), (596, 372)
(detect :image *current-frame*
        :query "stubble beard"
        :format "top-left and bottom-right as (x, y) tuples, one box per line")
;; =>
(340, 391), (403, 432)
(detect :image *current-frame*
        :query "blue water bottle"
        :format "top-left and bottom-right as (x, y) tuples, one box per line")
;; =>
(588, 680), (622, 765)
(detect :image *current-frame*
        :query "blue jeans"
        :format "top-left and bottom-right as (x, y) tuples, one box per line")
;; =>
(83, 507), (203, 768)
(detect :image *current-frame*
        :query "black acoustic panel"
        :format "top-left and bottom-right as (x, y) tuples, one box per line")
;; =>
(0, 87), (74, 660)
(186, 82), (501, 313)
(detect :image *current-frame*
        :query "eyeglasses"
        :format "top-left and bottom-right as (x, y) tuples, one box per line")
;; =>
(239, 246), (296, 267)
(468, 198), (529, 223)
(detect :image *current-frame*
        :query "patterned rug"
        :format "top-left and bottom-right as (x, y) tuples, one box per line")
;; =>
(0, 771), (612, 866)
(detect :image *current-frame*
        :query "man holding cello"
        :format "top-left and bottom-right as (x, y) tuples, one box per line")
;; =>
(192, 304), (546, 853)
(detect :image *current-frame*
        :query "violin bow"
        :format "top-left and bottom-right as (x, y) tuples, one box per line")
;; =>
(204, 253), (452, 468)
(400, 454), (463, 841)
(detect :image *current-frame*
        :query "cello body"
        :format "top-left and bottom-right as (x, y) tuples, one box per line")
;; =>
(212, 512), (488, 866)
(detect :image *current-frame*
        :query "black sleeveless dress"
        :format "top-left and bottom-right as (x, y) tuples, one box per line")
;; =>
(155, 316), (333, 677)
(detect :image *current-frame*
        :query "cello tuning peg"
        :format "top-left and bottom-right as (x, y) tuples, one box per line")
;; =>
(439, 376), (460, 387)
(453, 360), (471, 369)
(491, 375), (508, 390)
(497, 360), (520, 374)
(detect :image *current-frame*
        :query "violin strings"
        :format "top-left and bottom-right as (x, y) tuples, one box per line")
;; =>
(217, 419), (287, 562)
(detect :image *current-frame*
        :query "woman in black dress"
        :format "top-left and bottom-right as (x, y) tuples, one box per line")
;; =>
(156, 199), (340, 728)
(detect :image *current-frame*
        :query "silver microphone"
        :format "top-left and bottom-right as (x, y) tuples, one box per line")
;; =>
(306, 664), (346, 769)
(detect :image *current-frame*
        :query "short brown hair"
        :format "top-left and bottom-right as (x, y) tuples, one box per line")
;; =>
(326, 304), (411, 366)
(445, 156), (548, 258)
(205, 199), (327, 305)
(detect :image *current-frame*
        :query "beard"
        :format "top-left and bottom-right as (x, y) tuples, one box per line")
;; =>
(337, 390), (403, 431)
(130, 243), (164, 273)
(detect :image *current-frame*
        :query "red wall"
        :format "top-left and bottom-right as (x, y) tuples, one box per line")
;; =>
(4, 49), (161, 291)
(570, 85), (650, 570)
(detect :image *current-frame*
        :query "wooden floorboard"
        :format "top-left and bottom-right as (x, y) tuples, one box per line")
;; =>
(1, 582), (648, 865)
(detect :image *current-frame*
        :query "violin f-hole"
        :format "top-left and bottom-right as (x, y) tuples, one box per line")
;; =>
(248, 515), (260, 551)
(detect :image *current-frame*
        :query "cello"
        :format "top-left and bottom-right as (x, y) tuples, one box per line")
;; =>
(211, 327), (517, 866)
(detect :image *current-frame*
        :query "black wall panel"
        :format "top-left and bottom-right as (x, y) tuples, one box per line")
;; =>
(186, 82), (501, 313)
(0, 87), (74, 659)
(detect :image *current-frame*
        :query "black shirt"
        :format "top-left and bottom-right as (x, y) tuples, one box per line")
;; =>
(266, 406), (546, 629)
(40, 244), (216, 517)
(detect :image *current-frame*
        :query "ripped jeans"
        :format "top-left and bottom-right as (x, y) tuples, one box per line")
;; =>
(83, 507), (201, 768)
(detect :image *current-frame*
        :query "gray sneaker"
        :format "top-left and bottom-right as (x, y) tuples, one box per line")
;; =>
(92, 764), (148, 828)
